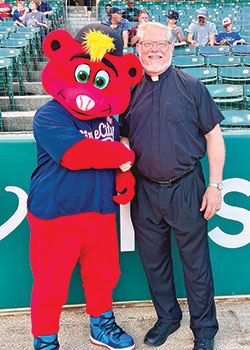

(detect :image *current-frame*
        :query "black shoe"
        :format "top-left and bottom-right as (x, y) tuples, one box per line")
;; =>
(193, 338), (214, 350)
(144, 320), (180, 347)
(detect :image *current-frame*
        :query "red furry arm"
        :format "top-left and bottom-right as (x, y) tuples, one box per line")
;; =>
(113, 169), (135, 205)
(60, 138), (135, 170)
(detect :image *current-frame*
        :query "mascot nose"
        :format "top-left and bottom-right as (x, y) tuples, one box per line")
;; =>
(76, 95), (95, 111)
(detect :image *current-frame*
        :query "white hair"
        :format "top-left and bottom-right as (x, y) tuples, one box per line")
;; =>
(137, 22), (173, 44)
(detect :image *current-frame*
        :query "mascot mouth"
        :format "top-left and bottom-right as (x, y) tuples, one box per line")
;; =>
(57, 89), (112, 116)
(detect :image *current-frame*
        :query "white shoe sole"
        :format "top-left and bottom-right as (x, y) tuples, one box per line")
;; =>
(90, 335), (135, 350)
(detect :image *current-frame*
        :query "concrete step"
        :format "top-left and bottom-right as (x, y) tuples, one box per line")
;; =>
(13, 81), (47, 95)
(68, 13), (95, 18)
(64, 19), (99, 36)
(1, 111), (35, 131)
(0, 95), (51, 112)
(68, 5), (97, 15)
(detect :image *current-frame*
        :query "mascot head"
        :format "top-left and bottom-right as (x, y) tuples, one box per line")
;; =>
(41, 24), (143, 120)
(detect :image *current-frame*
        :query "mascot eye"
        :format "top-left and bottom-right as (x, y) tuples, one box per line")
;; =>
(94, 70), (110, 89)
(75, 64), (90, 83)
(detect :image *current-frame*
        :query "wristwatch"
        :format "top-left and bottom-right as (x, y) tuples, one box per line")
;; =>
(208, 182), (223, 191)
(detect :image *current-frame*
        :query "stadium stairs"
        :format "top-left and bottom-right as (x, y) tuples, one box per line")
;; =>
(0, 6), (98, 132)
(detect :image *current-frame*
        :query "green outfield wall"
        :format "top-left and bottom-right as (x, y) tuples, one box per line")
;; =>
(0, 131), (250, 309)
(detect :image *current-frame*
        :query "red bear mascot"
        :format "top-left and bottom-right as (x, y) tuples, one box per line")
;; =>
(27, 23), (143, 350)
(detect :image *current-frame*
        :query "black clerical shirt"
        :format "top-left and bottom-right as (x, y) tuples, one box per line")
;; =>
(119, 67), (224, 179)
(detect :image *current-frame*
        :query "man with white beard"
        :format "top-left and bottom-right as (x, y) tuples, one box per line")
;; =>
(119, 22), (225, 350)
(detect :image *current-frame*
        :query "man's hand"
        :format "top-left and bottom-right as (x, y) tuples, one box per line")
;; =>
(119, 143), (132, 172)
(200, 187), (222, 220)
(119, 161), (132, 172)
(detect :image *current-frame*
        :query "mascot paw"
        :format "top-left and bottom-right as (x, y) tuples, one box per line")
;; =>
(113, 170), (135, 205)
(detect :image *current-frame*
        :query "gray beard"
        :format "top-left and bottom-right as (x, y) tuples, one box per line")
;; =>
(140, 54), (172, 74)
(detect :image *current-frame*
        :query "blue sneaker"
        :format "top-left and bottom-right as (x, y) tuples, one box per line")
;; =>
(90, 309), (135, 350)
(34, 334), (59, 349)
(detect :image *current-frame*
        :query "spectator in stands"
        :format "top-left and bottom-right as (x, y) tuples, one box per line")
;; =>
(215, 17), (245, 46)
(187, 8), (217, 46)
(23, 0), (48, 30)
(102, 3), (111, 24)
(122, 0), (140, 22)
(107, 6), (129, 48)
(166, 10), (186, 44)
(0, 0), (12, 19)
(12, 0), (27, 15)
(37, 0), (53, 17)
(81, 0), (92, 21)
(129, 10), (149, 47)
(13, 0), (29, 25)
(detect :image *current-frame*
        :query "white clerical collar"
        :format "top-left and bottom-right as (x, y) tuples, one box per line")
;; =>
(151, 75), (159, 82)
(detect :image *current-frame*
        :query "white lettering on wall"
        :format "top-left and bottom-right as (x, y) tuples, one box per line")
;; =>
(209, 178), (250, 248)
(1, 179), (250, 250)
(0, 186), (28, 241)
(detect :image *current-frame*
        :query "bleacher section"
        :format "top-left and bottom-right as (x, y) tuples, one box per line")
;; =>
(99, 0), (250, 127)
(0, 0), (65, 127)
(1, 1), (250, 131)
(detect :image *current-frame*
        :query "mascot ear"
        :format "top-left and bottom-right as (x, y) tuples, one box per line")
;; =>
(42, 29), (74, 59)
(122, 53), (143, 86)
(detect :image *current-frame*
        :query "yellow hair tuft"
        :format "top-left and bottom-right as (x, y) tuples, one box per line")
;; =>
(82, 29), (116, 61)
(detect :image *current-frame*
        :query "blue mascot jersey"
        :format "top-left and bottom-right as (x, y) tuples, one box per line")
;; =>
(27, 99), (120, 219)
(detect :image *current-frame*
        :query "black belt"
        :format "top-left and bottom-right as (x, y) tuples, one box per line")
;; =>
(141, 166), (195, 187)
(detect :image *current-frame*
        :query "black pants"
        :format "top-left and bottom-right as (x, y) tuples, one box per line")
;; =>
(80, 0), (91, 11)
(131, 162), (218, 339)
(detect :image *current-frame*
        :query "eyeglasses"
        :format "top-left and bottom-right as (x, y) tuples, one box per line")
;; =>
(139, 40), (171, 49)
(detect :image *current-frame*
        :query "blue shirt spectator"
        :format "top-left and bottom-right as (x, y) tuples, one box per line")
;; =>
(215, 17), (245, 46)
(37, 0), (53, 17)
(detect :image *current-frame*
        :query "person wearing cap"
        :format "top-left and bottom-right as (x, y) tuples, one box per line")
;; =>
(215, 17), (245, 46)
(187, 8), (217, 46)
(122, 0), (140, 22)
(119, 21), (225, 350)
(129, 10), (149, 47)
(166, 10), (186, 44)
(107, 6), (129, 48)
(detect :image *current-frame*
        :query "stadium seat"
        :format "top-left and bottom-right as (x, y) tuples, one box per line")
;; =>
(15, 27), (43, 59)
(123, 47), (134, 54)
(0, 22), (16, 33)
(0, 48), (24, 94)
(206, 55), (241, 67)
(182, 67), (218, 84)
(173, 46), (196, 56)
(0, 57), (14, 110)
(241, 56), (250, 66)
(206, 84), (245, 109)
(197, 46), (230, 56)
(232, 45), (250, 55)
(0, 32), (9, 40)
(8, 32), (38, 70)
(218, 67), (250, 84)
(221, 109), (250, 126)
(0, 39), (31, 81)
(172, 55), (205, 68)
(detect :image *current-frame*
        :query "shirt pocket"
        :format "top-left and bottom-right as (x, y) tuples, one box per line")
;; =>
(164, 102), (187, 122)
